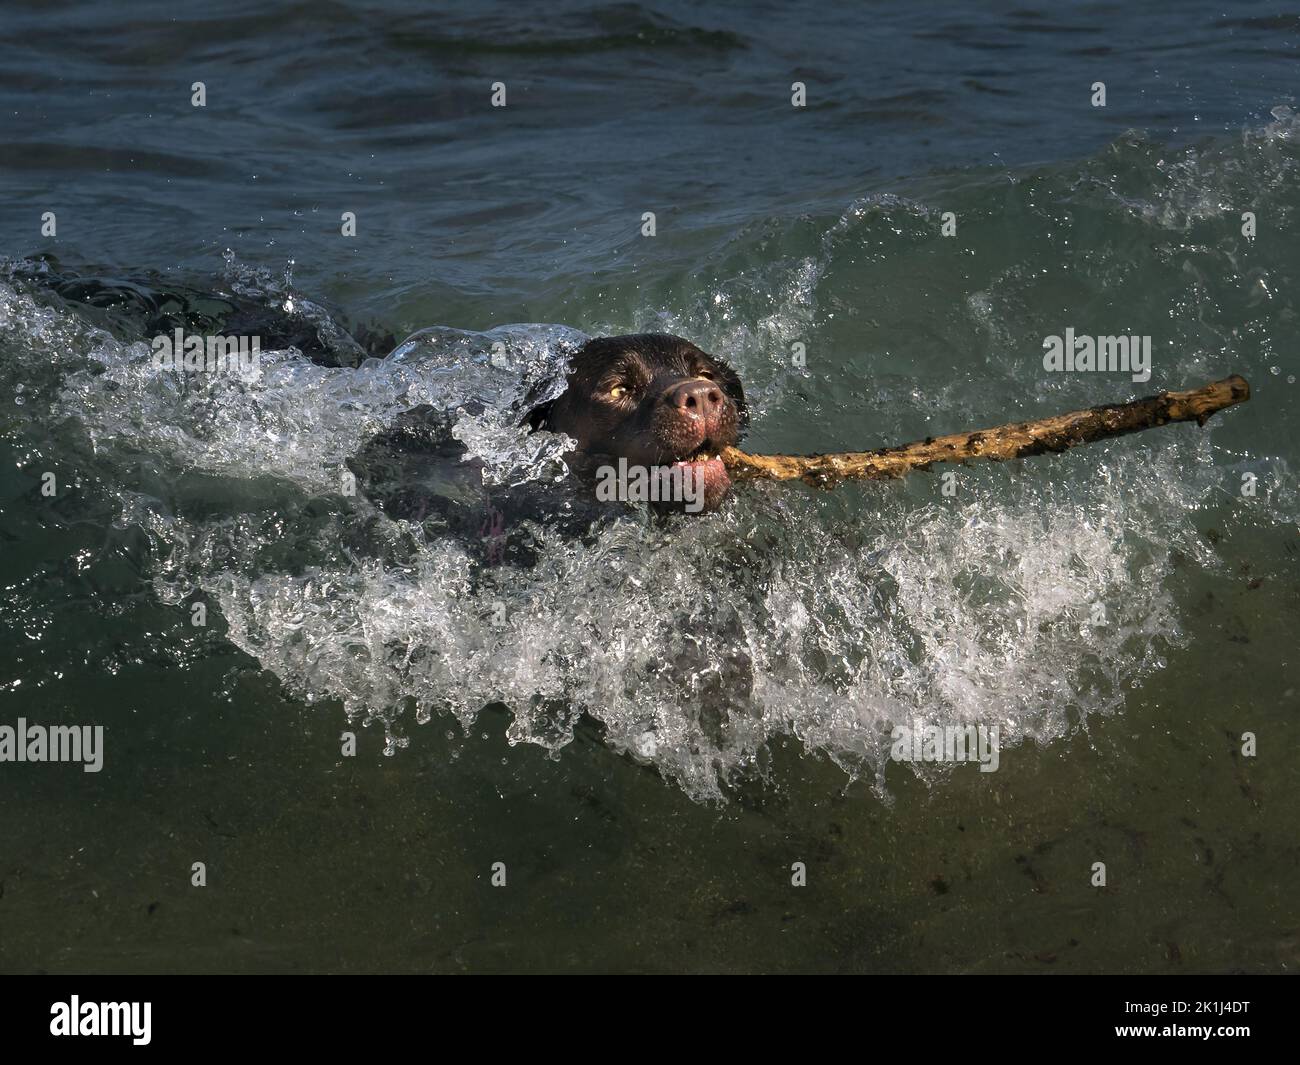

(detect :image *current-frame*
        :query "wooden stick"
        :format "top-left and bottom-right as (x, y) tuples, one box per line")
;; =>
(722, 375), (1250, 487)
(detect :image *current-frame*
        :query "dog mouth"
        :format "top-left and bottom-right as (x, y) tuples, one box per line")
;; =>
(667, 430), (732, 465)
(667, 436), (731, 475)
(671, 445), (725, 468)
(665, 440), (732, 510)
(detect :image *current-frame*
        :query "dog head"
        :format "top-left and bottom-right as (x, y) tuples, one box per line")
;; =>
(527, 334), (747, 512)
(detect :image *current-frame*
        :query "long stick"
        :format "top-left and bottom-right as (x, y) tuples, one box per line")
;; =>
(722, 375), (1250, 486)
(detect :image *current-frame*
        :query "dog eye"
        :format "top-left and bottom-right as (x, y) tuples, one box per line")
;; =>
(608, 385), (628, 399)
(697, 370), (716, 381)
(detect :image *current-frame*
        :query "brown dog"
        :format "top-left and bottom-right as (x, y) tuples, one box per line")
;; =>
(527, 334), (747, 512)
(348, 333), (747, 554)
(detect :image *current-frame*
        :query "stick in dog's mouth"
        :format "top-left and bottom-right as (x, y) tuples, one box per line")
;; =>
(721, 375), (1250, 487)
(672, 445), (726, 466)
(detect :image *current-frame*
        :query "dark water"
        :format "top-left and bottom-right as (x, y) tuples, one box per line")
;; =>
(0, 1), (1297, 972)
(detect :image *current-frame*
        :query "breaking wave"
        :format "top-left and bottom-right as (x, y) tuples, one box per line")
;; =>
(2, 114), (1296, 802)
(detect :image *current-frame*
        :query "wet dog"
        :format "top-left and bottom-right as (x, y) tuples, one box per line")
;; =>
(526, 334), (747, 513)
(12, 263), (745, 531)
(345, 333), (747, 562)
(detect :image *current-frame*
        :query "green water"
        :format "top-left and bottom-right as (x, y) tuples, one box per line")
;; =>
(1, 0), (1298, 973)
(3, 565), (1293, 972)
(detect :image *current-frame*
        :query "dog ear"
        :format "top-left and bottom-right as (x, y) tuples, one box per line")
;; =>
(518, 371), (566, 431)
(520, 341), (588, 432)
(522, 399), (555, 431)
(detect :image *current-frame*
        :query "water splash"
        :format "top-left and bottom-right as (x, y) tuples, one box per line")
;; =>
(2, 116), (1294, 801)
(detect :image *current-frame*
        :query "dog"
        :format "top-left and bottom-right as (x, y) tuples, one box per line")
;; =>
(345, 333), (747, 564)
(352, 332), (745, 515)
(13, 262), (760, 754)
(347, 332), (759, 760)
(525, 333), (748, 513)
(12, 264), (746, 528)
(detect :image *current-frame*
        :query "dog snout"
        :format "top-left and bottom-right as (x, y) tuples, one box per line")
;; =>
(664, 379), (723, 416)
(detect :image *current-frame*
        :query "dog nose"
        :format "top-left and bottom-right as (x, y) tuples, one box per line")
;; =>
(664, 379), (722, 414)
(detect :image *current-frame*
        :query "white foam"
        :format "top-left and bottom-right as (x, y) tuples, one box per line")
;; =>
(2, 124), (1287, 801)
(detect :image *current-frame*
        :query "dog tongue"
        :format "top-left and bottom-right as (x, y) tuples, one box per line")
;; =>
(677, 456), (730, 503)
